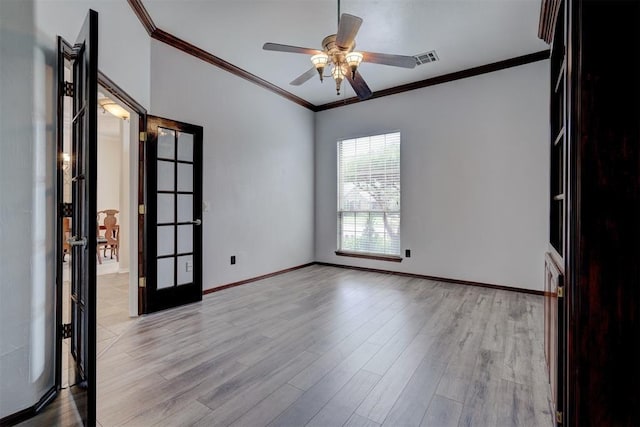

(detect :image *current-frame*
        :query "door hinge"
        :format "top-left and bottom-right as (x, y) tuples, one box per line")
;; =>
(138, 204), (145, 215)
(139, 131), (146, 142)
(557, 286), (564, 298)
(139, 277), (146, 288)
(556, 410), (563, 424)
(63, 81), (74, 97)
(61, 323), (72, 339)
(60, 203), (73, 217)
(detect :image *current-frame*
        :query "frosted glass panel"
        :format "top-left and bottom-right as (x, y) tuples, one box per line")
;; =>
(177, 194), (193, 223)
(157, 160), (174, 191)
(177, 255), (193, 286)
(158, 127), (175, 159)
(177, 163), (193, 192)
(177, 225), (193, 254)
(157, 258), (174, 289)
(157, 225), (174, 256)
(157, 194), (174, 223)
(177, 132), (194, 162)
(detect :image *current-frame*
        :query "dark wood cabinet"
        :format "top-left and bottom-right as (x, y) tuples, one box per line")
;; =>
(541, 0), (567, 424)
(540, 0), (640, 425)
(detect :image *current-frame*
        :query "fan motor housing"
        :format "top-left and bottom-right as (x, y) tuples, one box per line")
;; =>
(322, 34), (354, 64)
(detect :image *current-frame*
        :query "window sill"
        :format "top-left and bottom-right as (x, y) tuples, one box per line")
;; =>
(335, 251), (403, 263)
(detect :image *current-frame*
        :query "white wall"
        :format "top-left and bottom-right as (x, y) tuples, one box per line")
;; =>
(315, 60), (550, 291)
(150, 40), (315, 290)
(97, 134), (121, 212)
(35, 0), (151, 109)
(0, 0), (56, 417)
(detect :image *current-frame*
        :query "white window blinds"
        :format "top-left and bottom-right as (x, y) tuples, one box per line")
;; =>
(337, 132), (400, 256)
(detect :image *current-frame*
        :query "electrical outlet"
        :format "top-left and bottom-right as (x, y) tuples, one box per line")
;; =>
(405, 249), (411, 258)
(185, 261), (193, 272)
(230, 255), (236, 265)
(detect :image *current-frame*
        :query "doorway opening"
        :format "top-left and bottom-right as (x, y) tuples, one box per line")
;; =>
(94, 85), (137, 358)
(59, 74), (143, 377)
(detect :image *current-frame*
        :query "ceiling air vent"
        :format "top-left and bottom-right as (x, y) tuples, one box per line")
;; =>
(414, 50), (439, 66)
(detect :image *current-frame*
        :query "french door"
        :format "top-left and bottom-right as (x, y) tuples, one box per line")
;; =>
(56, 10), (98, 426)
(143, 116), (203, 313)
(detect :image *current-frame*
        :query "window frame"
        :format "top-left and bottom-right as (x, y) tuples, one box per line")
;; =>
(336, 132), (402, 261)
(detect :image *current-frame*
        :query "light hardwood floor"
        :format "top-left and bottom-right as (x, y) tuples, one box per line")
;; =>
(22, 265), (552, 426)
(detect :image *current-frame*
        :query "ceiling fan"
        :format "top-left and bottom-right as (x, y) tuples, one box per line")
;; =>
(262, 4), (418, 100)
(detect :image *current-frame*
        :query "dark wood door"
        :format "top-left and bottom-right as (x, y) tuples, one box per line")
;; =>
(56, 9), (98, 426)
(544, 253), (564, 425)
(143, 115), (203, 313)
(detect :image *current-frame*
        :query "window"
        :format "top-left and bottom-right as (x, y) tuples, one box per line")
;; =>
(337, 132), (400, 257)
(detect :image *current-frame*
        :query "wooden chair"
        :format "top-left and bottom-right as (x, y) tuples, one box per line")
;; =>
(97, 209), (119, 264)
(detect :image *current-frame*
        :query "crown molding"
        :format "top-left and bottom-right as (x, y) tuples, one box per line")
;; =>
(127, 0), (156, 35)
(127, 1), (549, 113)
(315, 50), (550, 111)
(126, 0), (314, 111)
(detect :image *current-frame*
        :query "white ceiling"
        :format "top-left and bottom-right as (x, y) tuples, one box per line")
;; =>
(142, 0), (549, 106)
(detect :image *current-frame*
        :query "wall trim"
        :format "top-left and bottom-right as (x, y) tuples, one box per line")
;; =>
(0, 386), (57, 427)
(127, 0), (156, 35)
(335, 250), (402, 263)
(150, 29), (316, 110)
(98, 70), (148, 115)
(203, 261), (543, 296)
(203, 262), (315, 295)
(316, 262), (544, 295)
(126, 0), (314, 111)
(126, 0), (549, 112)
(315, 50), (551, 111)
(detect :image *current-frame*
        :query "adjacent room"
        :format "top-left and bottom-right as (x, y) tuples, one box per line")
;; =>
(2, 0), (639, 426)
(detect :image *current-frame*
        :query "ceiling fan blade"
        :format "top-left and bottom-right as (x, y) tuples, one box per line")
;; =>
(361, 51), (417, 69)
(290, 67), (318, 86)
(263, 42), (322, 55)
(336, 13), (363, 49)
(346, 70), (372, 100)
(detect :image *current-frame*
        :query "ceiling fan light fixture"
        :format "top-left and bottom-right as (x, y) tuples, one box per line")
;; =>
(98, 97), (129, 120)
(311, 53), (329, 82)
(345, 51), (363, 78)
(331, 64), (347, 95)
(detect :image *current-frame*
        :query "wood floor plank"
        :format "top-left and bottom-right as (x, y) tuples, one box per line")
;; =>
(496, 379), (553, 427)
(355, 333), (434, 423)
(306, 369), (381, 427)
(197, 350), (318, 427)
(434, 292), (494, 403)
(228, 384), (304, 427)
(457, 349), (504, 427)
(345, 413), (382, 427)
(421, 394), (463, 427)
(151, 400), (214, 427)
(381, 357), (447, 427)
(289, 306), (395, 391)
(269, 342), (382, 427)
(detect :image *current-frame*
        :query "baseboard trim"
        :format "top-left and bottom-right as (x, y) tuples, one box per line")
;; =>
(0, 386), (57, 427)
(202, 261), (543, 297)
(315, 262), (544, 296)
(203, 262), (315, 295)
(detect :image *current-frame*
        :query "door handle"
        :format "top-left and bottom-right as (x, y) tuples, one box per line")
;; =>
(190, 219), (202, 226)
(67, 236), (87, 247)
